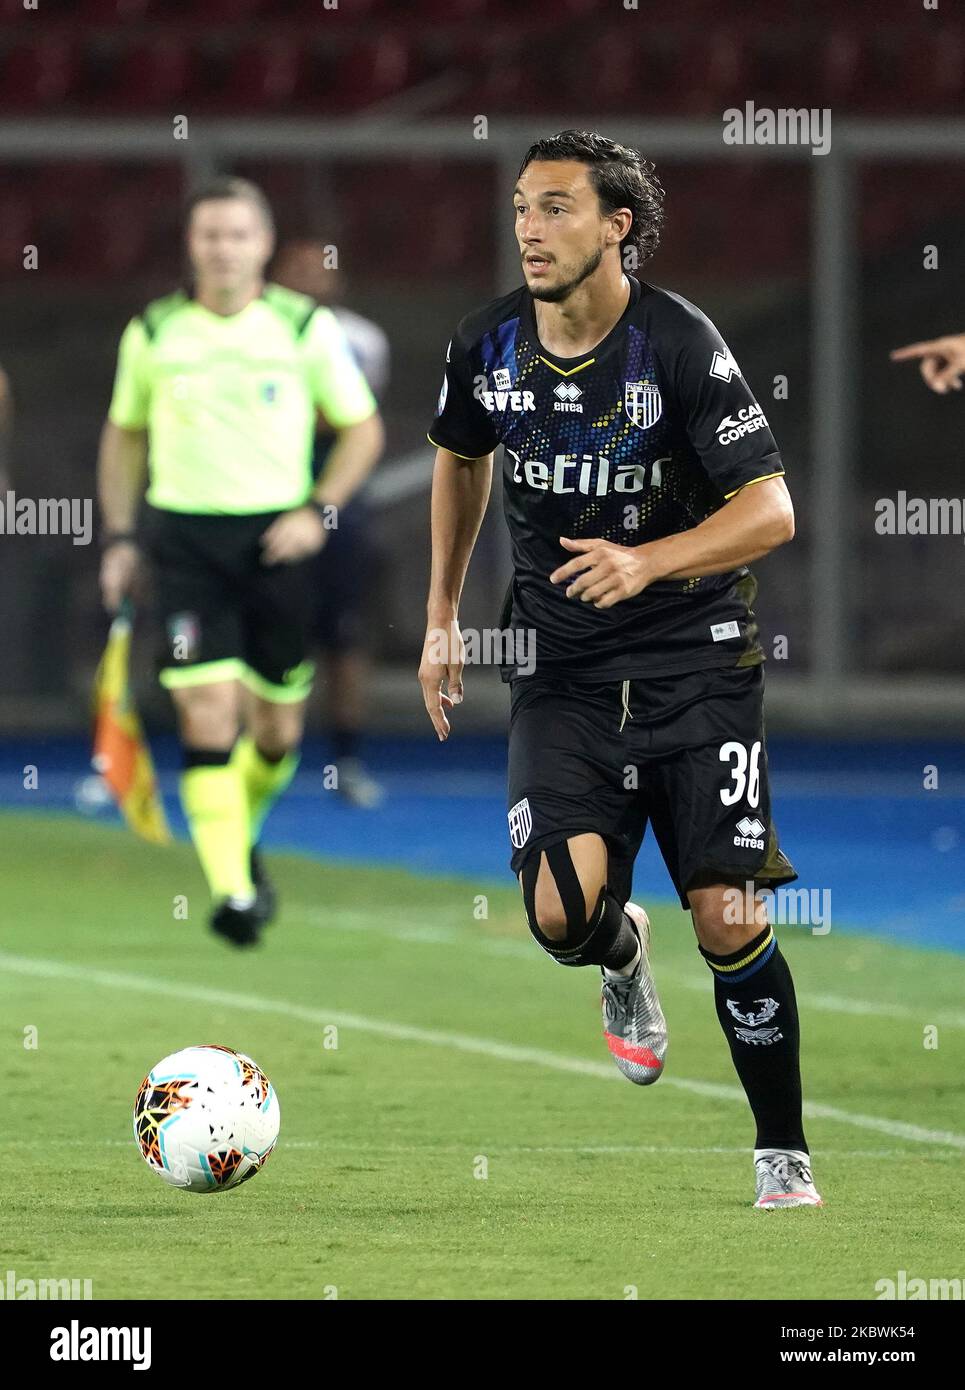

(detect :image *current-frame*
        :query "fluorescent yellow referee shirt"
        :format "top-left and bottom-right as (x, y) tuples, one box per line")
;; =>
(108, 284), (377, 515)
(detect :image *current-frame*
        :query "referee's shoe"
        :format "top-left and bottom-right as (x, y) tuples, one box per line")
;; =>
(210, 893), (267, 948)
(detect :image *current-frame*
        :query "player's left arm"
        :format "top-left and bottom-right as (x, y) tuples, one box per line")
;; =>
(551, 477), (793, 607)
(261, 310), (384, 564)
(552, 303), (793, 607)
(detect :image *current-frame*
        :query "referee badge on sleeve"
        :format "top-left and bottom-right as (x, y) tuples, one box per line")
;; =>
(508, 797), (533, 849)
(624, 380), (662, 431)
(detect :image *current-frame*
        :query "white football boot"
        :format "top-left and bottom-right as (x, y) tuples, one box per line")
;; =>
(754, 1149), (823, 1208)
(601, 902), (668, 1085)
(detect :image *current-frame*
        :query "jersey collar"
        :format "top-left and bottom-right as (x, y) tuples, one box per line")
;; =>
(522, 272), (641, 370)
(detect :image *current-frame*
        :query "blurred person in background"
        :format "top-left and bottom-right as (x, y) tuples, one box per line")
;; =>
(273, 239), (389, 809)
(891, 333), (965, 393)
(98, 178), (383, 947)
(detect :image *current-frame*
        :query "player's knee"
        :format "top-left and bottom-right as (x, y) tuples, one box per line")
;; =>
(519, 840), (609, 965)
(689, 880), (767, 954)
(529, 875), (571, 941)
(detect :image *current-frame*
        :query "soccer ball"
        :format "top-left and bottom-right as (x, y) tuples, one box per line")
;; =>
(133, 1045), (280, 1193)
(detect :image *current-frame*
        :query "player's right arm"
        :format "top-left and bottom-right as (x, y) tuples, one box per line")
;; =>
(419, 327), (499, 741)
(98, 318), (152, 612)
(420, 445), (494, 741)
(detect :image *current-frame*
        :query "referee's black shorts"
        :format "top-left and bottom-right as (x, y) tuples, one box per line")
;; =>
(507, 664), (796, 910)
(142, 504), (316, 704)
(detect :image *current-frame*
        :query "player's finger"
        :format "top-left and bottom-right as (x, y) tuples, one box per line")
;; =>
(558, 535), (597, 551)
(933, 360), (964, 393)
(448, 664), (464, 704)
(889, 341), (941, 361)
(421, 682), (453, 740)
(578, 575), (618, 605)
(550, 553), (597, 584)
(919, 357), (946, 391)
(564, 560), (608, 597)
(592, 585), (625, 610)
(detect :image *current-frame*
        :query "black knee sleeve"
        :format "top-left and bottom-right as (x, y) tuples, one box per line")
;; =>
(520, 841), (638, 969)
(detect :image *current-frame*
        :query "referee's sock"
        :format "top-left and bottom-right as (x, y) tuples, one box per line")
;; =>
(231, 733), (300, 844)
(180, 751), (254, 904)
(699, 923), (808, 1153)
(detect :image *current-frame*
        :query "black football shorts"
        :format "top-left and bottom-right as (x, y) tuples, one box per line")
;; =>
(142, 504), (316, 703)
(507, 664), (796, 909)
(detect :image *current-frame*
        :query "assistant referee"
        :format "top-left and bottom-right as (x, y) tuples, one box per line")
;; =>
(98, 177), (383, 945)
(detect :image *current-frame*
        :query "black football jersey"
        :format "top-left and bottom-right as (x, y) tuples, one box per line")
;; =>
(427, 275), (784, 682)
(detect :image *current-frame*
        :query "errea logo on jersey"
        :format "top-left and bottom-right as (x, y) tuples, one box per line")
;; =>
(553, 381), (583, 413)
(709, 347), (741, 382)
(716, 403), (768, 445)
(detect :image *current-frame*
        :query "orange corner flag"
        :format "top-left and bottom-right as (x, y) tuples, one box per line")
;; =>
(92, 605), (171, 845)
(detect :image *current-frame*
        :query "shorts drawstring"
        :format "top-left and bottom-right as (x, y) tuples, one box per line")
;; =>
(619, 679), (634, 733)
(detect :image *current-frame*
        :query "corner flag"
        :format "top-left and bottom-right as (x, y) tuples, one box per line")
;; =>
(92, 602), (171, 844)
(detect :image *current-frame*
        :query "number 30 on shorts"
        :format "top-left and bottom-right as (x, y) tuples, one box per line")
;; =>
(719, 740), (762, 807)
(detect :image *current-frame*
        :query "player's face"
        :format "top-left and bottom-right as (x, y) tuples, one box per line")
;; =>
(187, 199), (274, 294)
(514, 160), (617, 303)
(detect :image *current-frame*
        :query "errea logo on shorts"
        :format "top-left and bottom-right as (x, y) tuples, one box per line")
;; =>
(716, 403), (768, 446)
(734, 816), (765, 850)
(508, 798), (532, 849)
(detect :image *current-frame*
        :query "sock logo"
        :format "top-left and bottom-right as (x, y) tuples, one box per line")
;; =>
(726, 997), (778, 1027)
(727, 996), (783, 1044)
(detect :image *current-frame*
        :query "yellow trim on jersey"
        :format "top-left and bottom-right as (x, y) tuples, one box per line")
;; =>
(538, 356), (596, 377)
(723, 471), (784, 501)
(426, 433), (493, 461)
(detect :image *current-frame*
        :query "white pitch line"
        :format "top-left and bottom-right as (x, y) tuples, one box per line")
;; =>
(3, 1140), (953, 1161)
(288, 905), (965, 1031)
(1, 950), (963, 1152)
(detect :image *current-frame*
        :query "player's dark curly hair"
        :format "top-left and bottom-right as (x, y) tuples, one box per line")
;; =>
(517, 130), (664, 267)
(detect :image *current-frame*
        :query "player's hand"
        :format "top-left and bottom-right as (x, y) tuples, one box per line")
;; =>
(890, 334), (965, 394)
(99, 540), (141, 613)
(418, 617), (465, 741)
(550, 537), (657, 609)
(260, 506), (327, 564)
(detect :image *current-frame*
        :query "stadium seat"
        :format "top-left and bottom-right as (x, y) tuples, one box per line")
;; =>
(0, 38), (78, 110)
(219, 37), (303, 111)
(821, 26), (868, 108)
(896, 27), (965, 113)
(109, 37), (194, 111)
(74, 0), (155, 20)
(322, 34), (413, 113)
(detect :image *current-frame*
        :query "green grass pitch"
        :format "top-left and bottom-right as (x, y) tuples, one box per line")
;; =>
(1, 810), (962, 1301)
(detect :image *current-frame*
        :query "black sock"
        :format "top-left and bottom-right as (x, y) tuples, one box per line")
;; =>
(699, 924), (807, 1153)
